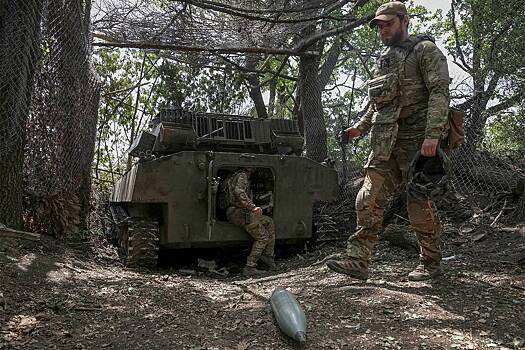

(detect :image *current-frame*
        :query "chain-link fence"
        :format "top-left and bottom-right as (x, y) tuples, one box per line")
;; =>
(315, 114), (525, 244)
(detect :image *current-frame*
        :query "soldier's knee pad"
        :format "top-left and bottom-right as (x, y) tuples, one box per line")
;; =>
(355, 183), (370, 211)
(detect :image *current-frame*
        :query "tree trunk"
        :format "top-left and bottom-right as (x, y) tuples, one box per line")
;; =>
(25, 0), (100, 233)
(462, 4), (488, 153)
(463, 95), (488, 152)
(298, 36), (341, 163)
(294, 82), (304, 135)
(245, 55), (268, 119)
(299, 52), (327, 162)
(268, 78), (276, 118)
(52, 0), (100, 230)
(0, 1), (42, 229)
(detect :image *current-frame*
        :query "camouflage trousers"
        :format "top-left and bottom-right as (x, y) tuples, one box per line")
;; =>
(226, 207), (275, 267)
(347, 141), (442, 268)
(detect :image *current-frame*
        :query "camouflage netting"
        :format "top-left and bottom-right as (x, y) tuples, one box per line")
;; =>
(92, 0), (350, 53)
(0, 0), (523, 239)
(24, 0), (101, 237)
(0, 1), (100, 235)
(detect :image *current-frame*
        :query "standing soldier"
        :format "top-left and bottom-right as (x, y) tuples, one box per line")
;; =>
(220, 168), (277, 276)
(327, 1), (450, 281)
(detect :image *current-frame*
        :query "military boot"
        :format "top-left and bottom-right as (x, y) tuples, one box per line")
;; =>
(242, 266), (266, 277)
(408, 264), (441, 281)
(260, 255), (277, 271)
(326, 258), (368, 281)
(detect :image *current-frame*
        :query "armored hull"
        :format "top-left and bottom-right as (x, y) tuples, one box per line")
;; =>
(110, 108), (338, 267)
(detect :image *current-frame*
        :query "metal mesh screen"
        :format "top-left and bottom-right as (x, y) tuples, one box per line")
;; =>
(315, 115), (525, 243)
(0, 1), (100, 236)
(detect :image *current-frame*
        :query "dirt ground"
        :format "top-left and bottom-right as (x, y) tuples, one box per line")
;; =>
(1, 223), (524, 350)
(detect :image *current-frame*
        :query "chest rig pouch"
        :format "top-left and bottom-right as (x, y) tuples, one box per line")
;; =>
(368, 73), (400, 110)
(366, 49), (404, 163)
(368, 48), (404, 110)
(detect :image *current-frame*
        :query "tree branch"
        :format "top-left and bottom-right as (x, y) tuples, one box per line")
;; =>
(342, 38), (374, 78)
(178, 0), (348, 23)
(293, 14), (373, 51)
(179, 0), (341, 15)
(102, 81), (152, 97)
(486, 93), (523, 114)
(318, 38), (342, 88)
(486, 2), (525, 68)
(216, 54), (296, 81)
(93, 39), (318, 56)
(483, 73), (501, 106)
(450, 0), (472, 72)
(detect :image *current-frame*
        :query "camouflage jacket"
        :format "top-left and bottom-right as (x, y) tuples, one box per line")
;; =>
(221, 170), (256, 210)
(354, 35), (450, 162)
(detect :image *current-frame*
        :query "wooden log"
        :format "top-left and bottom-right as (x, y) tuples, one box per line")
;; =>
(0, 225), (41, 241)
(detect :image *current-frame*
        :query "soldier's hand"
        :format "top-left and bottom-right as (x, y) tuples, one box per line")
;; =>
(252, 207), (263, 217)
(421, 138), (439, 157)
(344, 127), (362, 139)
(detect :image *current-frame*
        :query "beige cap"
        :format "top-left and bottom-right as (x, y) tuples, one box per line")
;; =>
(369, 1), (407, 28)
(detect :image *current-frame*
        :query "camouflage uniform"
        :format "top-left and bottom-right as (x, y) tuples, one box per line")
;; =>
(347, 36), (450, 272)
(224, 170), (275, 268)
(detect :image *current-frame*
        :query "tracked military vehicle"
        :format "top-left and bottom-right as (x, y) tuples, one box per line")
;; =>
(110, 108), (338, 267)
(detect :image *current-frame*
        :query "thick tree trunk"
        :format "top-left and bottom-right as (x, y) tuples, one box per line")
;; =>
(299, 53), (327, 162)
(51, 0), (100, 230)
(25, 0), (100, 233)
(0, 1), (42, 229)
(298, 37), (340, 163)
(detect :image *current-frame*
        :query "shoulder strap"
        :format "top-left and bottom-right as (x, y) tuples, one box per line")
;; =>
(399, 35), (435, 78)
(397, 35), (435, 107)
(404, 35), (435, 60)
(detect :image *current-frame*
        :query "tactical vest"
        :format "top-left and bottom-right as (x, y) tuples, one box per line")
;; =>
(368, 35), (434, 111)
(366, 35), (437, 162)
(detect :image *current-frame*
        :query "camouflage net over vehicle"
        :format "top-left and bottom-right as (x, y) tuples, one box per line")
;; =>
(92, 0), (353, 54)
(1, 0), (523, 240)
